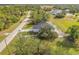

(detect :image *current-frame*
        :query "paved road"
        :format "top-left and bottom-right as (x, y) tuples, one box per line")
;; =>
(0, 11), (31, 52)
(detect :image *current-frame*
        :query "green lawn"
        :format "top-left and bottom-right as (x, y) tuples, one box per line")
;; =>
(23, 24), (32, 29)
(49, 14), (79, 32)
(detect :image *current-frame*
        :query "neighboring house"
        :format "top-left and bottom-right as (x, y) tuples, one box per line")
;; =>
(64, 9), (73, 17)
(64, 9), (70, 13)
(51, 9), (63, 15)
(65, 13), (74, 20)
(51, 9), (71, 15)
(50, 8), (74, 19)
(66, 13), (73, 16)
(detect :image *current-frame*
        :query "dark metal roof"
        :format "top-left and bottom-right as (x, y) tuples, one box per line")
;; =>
(32, 21), (54, 32)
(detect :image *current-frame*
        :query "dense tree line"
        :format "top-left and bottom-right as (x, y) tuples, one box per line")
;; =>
(30, 7), (49, 24)
(54, 5), (79, 13)
(0, 5), (28, 31)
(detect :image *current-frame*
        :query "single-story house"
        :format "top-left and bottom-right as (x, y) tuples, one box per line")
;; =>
(30, 21), (55, 33)
(51, 9), (63, 15)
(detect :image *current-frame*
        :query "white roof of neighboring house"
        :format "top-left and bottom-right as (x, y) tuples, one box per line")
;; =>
(66, 13), (73, 16)
(51, 9), (63, 15)
(65, 9), (70, 12)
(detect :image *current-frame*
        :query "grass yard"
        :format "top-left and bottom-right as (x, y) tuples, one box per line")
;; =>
(49, 14), (79, 32)
(23, 24), (32, 29)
